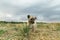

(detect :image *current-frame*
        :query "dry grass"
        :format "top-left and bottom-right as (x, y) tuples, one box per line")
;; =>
(0, 22), (60, 40)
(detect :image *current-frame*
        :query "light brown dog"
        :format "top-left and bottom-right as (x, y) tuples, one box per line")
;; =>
(27, 15), (37, 32)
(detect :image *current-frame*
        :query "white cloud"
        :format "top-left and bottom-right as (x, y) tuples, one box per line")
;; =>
(0, 0), (40, 8)
(50, 0), (60, 7)
(0, 11), (13, 21)
(37, 15), (45, 21)
(50, 15), (60, 19)
(53, 8), (60, 11)
(0, 12), (12, 17)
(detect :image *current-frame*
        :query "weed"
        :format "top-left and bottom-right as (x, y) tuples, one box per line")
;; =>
(0, 30), (6, 36)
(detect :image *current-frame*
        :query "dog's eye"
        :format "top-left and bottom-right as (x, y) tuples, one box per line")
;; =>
(31, 18), (34, 20)
(31, 19), (33, 20)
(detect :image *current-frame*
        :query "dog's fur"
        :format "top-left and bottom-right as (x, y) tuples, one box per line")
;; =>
(27, 15), (37, 32)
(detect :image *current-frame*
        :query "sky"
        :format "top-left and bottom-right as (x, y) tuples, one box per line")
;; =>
(0, 0), (60, 22)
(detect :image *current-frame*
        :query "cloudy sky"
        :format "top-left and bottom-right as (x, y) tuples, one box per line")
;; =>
(0, 0), (60, 22)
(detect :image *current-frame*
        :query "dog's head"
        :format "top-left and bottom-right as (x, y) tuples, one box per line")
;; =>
(27, 15), (37, 24)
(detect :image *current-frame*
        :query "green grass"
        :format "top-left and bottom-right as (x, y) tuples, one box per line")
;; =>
(0, 30), (6, 36)
(56, 26), (60, 31)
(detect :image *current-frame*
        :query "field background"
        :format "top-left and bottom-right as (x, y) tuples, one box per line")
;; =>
(0, 21), (60, 40)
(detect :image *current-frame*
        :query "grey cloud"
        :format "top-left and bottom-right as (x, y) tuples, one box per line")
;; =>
(0, 0), (60, 22)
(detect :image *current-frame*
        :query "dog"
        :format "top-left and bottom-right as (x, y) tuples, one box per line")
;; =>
(27, 15), (37, 32)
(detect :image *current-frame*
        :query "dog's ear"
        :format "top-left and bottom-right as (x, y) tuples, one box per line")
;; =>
(27, 15), (30, 19)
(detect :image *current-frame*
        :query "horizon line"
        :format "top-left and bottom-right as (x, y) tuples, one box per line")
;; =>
(0, 21), (60, 23)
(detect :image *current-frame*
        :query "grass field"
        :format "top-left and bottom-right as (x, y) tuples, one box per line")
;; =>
(0, 21), (60, 40)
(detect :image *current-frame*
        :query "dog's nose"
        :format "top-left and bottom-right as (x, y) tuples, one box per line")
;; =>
(31, 18), (34, 20)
